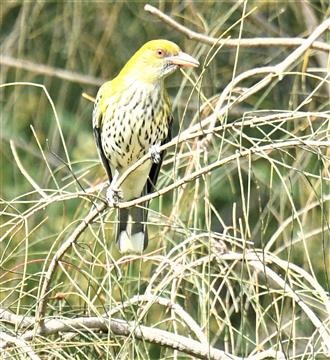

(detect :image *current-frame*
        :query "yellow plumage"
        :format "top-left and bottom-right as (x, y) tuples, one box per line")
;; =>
(92, 39), (199, 253)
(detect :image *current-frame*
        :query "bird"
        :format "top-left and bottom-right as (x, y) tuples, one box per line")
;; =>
(92, 39), (199, 253)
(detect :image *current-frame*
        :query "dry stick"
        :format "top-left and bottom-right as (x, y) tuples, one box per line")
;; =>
(34, 15), (330, 340)
(35, 201), (107, 328)
(9, 88), (330, 318)
(2, 110), (327, 246)
(267, 254), (330, 326)
(145, 6), (330, 137)
(1, 309), (285, 360)
(300, 0), (329, 71)
(220, 251), (330, 354)
(266, 194), (330, 252)
(10, 239), (328, 358)
(7, 243), (330, 353)
(0, 55), (103, 86)
(36, 140), (330, 318)
(34, 139), (328, 324)
(113, 139), (330, 209)
(204, 17), (330, 138)
(166, 138), (200, 238)
(107, 294), (208, 345)
(10, 140), (48, 199)
(1, 82), (72, 171)
(0, 111), (330, 242)
(0, 331), (41, 360)
(144, 4), (330, 53)
(2, 9), (328, 87)
(248, 257), (330, 355)
(0, 109), (316, 243)
(33, 138), (329, 332)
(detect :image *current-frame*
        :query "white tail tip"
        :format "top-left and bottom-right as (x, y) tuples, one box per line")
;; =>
(118, 231), (145, 254)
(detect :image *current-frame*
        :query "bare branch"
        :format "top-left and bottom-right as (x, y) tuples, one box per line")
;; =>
(0, 55), (103, 86)
(112, 139), (330, 209)
(0, 331), (41, 360)
(144, 4), (330, 53)
(299, 0), (330, 96)
(107, 294), (208, 345)
(33, 138), (328, 324)
(0, 308), (285, 360)
(35, 201), (107, 328)
(184, 17), (330, 138)
(10, 140), (48, 199)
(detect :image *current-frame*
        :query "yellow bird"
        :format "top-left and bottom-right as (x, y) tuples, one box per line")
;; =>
(92, 39), (199, 253)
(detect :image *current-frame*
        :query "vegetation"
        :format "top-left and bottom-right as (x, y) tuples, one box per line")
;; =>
(1, 1), (329, 359)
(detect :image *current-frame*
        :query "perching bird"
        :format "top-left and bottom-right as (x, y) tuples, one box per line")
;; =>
(92, 39), (199, 253)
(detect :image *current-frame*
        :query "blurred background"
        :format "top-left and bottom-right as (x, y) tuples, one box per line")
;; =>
(1, 1), (329, 359)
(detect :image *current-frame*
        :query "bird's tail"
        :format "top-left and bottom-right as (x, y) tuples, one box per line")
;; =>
(116, 206), (148, 253)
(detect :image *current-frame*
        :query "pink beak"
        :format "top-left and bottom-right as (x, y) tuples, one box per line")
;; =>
(167, 51), (199, 68)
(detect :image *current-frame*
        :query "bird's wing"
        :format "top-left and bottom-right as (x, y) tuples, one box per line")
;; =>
(146, 114), (173, 195)
(92, 83), (112, 182)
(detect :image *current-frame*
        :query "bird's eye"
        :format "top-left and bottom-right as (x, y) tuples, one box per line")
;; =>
(156, 49), (165, 57)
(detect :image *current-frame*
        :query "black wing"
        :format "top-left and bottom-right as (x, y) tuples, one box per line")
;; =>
(146, 115), (173, 194)
(93, 126), (112, 183)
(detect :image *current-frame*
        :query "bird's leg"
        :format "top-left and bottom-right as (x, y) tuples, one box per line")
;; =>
(106, 170), (123, 205)
(149, 143), (161, 164)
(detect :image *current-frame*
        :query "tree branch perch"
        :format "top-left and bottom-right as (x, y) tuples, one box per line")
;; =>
(144, 4), (330, 53)
(0, 308), (285, 360)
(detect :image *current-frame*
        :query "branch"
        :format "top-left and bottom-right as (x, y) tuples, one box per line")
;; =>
(144, 4), (330, 53)
(10, 140), (48, 199)
(181, 17), (330, 139)
(0, 331), (41, 360)
(218, 250), (330, 355)
(300, 0), (329, 67)
(35, 201), (107, 328)
(247, 255), (330, 355)
(31, 19), (330, 337)
(1, 110), (328, 243)
(107, 294), (208, 345)
(112, 139), (330, 209)
(21, 107), (330, 329)
(266, 194), (330, 252)
(0, 55), (103, 86)
(34, 138), (328, 322)
(0, 309), (285, 360)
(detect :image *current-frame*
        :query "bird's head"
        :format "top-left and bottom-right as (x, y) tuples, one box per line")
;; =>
(119, 39), (199, 85)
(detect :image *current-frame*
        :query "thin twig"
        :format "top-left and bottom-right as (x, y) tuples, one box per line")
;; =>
(34, 138), (329, 326)
(10, 140), (48, 199)
(107, 294), (208, 345)
(299, 0), (330, 96)
(35, 201), (107, 328)
(2, 110), (327, 248)
(0, 55), (103, 86)
(144, 4), (330, 53)
(182, 17), (330, 139)
(1, 82), (72, 171)
(112, 139), (330, 209)
(0, 331), (41, 360)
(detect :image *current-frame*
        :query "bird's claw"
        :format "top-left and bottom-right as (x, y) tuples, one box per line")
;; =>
(149, 144), (161, 164)
(106, 186), (123, 206)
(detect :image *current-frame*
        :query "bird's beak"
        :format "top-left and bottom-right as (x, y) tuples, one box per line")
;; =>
(167, 51), (199, 68)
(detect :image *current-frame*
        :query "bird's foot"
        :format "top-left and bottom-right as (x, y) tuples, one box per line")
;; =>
(149, 144), (161, 164)
(106, 170), (122, 205)
(106, 186), (123, 206)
